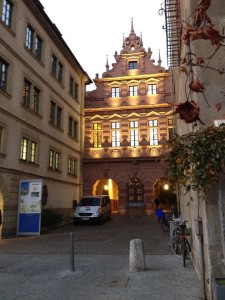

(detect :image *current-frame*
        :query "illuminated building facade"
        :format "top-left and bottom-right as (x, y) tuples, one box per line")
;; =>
(83, 21), (173, 215)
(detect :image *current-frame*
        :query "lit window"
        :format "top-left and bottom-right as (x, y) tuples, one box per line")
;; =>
(130, 121), (139, 146)
(129, 61), (137, 69)
(20, 137), (37, 163)
(68, 157), (77, 176)
(93, 123), (102, 148)
(149, 119), (159, 146)
(30, 142), (37, 163)
(111, 122), (120, 147)
(2, 0), (13, 28)
(129, 86), (138, 96)
(148, 84), (157, 95)
(130, 121), (139, 128)
(49, 149), (61, 171)
(111, 87), (120, 98)
(23, 79), (40, 114)
(0, 58), (8, 92)
(33, 87), (40, 113)
(23, 80), (31, 108)
(168, 119), (174, 140)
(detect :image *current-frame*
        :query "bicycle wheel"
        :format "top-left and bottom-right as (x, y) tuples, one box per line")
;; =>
(161, 220), (169, 232)
(170, 234), (182, 258)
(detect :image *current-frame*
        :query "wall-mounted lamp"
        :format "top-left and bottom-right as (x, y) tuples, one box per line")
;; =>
(163, 183), (169, 190)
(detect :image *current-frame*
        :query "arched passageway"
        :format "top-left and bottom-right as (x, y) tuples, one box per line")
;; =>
(93, 178), (119, 213)
(153, 177), (177, 211)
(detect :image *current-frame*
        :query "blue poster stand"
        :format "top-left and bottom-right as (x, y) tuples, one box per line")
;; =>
(17, 179), (42, 236)
(18, 213), (41, 234)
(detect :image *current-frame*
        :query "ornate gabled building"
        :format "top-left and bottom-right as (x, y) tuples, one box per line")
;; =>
(83, 20), (173, 215)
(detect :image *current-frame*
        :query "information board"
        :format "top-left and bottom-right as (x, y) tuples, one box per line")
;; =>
(17, 179), (43, 235)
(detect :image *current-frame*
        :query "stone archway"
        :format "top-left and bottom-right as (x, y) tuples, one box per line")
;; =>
(153, 177), (177, 211)
(93, 178), (119, 213)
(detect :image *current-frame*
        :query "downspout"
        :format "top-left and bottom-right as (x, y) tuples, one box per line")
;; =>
(196, 192), (206, 299)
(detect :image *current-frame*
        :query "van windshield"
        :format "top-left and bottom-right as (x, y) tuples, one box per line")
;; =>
(79, 197), (101, 206)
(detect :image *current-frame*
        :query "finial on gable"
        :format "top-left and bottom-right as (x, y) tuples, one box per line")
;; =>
(122, 33), (125, 48)
(140, 32), (143, 46)
(131, 18), (134, 33)
(105, 55), (109, 71)
(158, 50), (162, 67)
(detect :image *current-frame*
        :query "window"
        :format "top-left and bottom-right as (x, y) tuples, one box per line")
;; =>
(35, 35), (42, 60)
(23, 79), (31, 108)
(20, 137), (37, 163)
(51, 54), (63, 83)
(129, 61), (137, 69)
(0, 126), (3, 153)
(33, 87), (40, 113)
(149, 119), (159, 146)
(130, 121), (139, 128)
(69, 117), (78, 139)
(51, 55), (57, 77)
(22, 79), (40, 114)
(50, 101), (62, 129)
(0, 58), (8, 92)
(69, 76), (79, 100)
(93, 123), (102, 148)
(129, 86), (138, 96)
(168, 119), (174, 140)
(25, 24), (42, 60)
(58, 62), (63, 83)
(111, 87), (120, 98)
(68, 157), (77, 176)
(148, 84), (157, 95)
(25, 24), (34, 51)
(130, 121), (139, 146)
(2, 0), (13, 28)
(111, 122), (120, 147)
(49, 149), (61, 171)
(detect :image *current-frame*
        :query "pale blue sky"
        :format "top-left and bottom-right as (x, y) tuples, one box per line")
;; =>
(40, 0), (167, 90)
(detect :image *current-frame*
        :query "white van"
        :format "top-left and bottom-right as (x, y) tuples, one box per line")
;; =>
(73, 195), (111, 224)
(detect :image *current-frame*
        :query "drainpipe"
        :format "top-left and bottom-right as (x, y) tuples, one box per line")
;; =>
(196, 221), (206, 300)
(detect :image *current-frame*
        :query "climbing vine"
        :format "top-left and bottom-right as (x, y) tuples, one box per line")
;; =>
(161, 124), (225, 193)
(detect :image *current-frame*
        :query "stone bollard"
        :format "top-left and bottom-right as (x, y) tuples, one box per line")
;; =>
(129, 239), (146, 272)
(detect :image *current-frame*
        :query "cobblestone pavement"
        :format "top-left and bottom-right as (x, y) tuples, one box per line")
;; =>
(0, 215), (203, 300)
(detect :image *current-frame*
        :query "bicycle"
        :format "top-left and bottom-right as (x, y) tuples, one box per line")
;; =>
(170, 220), (191, 267)
(160, 215), (171, 232)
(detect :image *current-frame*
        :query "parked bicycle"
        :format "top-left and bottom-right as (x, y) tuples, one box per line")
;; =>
(155, 206), (173, 232)
(170, 219), (191, 267)
(160, 215), (171, 232)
